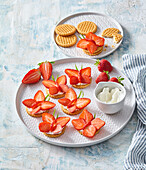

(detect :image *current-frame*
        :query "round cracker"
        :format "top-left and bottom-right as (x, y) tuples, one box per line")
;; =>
(61, 105), (83, 115)
(56, 34), (77, 47)
(77, 21), (97, 35)
(72, 78), (92, 89)
(102, 28), (120, 38)
(45, 88), (65, 99)
(25, 107), (49, 117)
(43, 126), (66, 138)
(55, 24), (76, 36)
(83, 47), (103, 56)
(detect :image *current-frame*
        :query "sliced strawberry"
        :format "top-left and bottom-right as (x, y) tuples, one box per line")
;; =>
(67, 98), (77, 108)
(42, 113), (55, 124)
(65, 69), (80, 79)
(79, 109), (93, 124)
(50, 120), (57, 132)
(91, 118), (105, 130)
(80, 75), (91, 84)
(76, 39), (89, 49)
(56, 117), (70, 127)
(22, 99), (37, 108)
(68, 104), (77, 113)
(30, 106), (41, 115)
(83, 125), (96, 138)
(59, 84), (69, 93)
(58, 98), (71, 106)
(42, 80), (57, 88)
(49, 86), (59, 95)
(40, 101), (56, 110)
(76, 98), (91, 109)
(56, 75), (67, 86)
(39, 122), (51, 132)
(65, 88), (77, 101)
(34, 90), (45, 102)
(80, 67), (91, 77)
(70, 76), (79, 85)
(22, 69), (41, 84)
(86, 32), (105, 47)
(52, 124), (63, 134)
(72, 118), (86, 130)
(95, 72), (109, 84)
(87, 41), (98, 54)
(39, 61), (52, 80)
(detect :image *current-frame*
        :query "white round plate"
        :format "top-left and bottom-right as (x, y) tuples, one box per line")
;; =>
(54, 12), (123, 59)
(16, 58), (135, 147)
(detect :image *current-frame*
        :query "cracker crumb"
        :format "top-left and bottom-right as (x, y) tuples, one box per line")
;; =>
(105, 44), (108, 47)
(104, 49), (106, 51)
(112, 45), (115, 48)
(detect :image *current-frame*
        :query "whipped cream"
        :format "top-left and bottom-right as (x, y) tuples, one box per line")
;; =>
(97, 87), (124, 104)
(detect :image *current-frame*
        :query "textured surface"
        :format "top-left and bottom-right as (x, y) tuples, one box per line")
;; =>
(54, 13), (123, 58)
(1, 0), (145, 169)
(16, 59), (135, 147)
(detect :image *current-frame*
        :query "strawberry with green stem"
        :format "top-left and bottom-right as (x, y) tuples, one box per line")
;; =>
(94, 59), (113, 73)
(95, 71), (110, 84)
(109, 76), (124, 86)
(72, 109), (105, 138)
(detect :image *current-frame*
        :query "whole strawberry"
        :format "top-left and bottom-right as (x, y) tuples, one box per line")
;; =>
(94, 59), (113, 73)
(109, 76), (124, 86)
(95, 71), (110, 84)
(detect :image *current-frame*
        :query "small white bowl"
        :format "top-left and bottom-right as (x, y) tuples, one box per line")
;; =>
(94, 82), (126, 114)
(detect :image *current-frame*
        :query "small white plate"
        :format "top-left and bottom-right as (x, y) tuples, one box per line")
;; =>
(54, 12), (123, 59)
(16, 58), (135, 147)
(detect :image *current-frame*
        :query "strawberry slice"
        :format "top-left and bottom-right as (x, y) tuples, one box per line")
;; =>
(86, 32), (105, 47)
(58, 98), (71, 106)
(39, 61), (53, 80)
(42, 80), (57, 88)
(22, 69), (41, 84)
(83, 125), (96, 138)
(65, 88), (77, 101)
(70, 76), (79, 85)
(59, 84), (69, 93)
(76, 39), (89, 49)
(87, 41), (98, 54)
(30, 106), (41, 115)
(40, 101), (56, 110)
(68, 105), (77, 113)
(34, 90), (45, 102)
(42, 113), (55, 124)
(79, 109), (93, 124)
(52, 124), (63, 134)
(56, 75), (67, 86)
(76, 98), (91, 109)
(67, 98), (77, 108)
(72, 118), (86, 130)
(22, 99), (37, 108)
(80, 67), (91, 77)
(56, 117), (70, 127)
(49, 86), (59, 95)
(91, 118), (105, 130)
(39, 122), (51, 132)
(80, 75), (91, 84)
(65, 69), (80, 79)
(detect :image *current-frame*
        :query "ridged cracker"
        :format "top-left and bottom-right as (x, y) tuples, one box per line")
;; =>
(83, 46), (103, 56)
(72, 78), (92, 89)
(102, 28), (120, 38)
(45, 88), (65, 99)
(43, 126), (66, 138)
(61, 105), (83, 115)
(112, 33), (123, 43)
(56, 34), (77, 47)
(55, 24), (76, 36)
(77, 21), (97, 35)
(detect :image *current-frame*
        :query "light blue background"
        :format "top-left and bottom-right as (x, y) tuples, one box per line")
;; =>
(0, 0), (145, 169)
